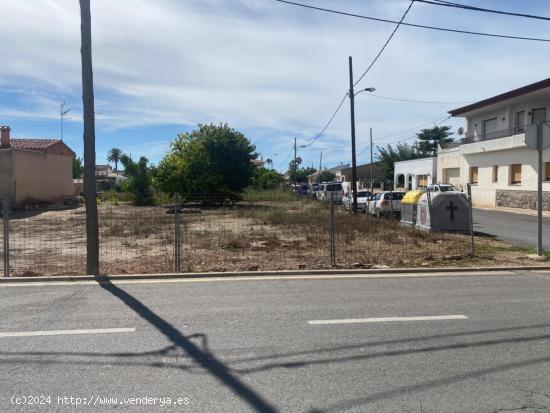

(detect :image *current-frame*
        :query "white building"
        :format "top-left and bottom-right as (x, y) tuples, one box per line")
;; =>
(439, 77), (550, 209)
(394, 157), (437, 190)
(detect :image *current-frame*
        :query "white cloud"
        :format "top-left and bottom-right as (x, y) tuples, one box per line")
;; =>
(1, 0), (550, 167)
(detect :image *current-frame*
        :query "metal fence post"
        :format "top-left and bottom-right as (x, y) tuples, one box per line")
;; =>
(467, 183), (475, 257)
(174, 193), (181, 273)
(330, 191), (336, 267)
(2, 194), (9, 277)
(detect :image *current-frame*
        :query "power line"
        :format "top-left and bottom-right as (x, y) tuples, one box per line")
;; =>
(366, 94), (471, 105)
(277, 146), (294, 168)
(357, 114), (451, 155)
(416, 0), (550, 21)
(303, 92), (348, 147)
(271, 0), (550, 42)
(354, 1), (414, 87)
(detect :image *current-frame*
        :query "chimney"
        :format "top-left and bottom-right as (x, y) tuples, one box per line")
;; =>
(0, 126), (10, 148)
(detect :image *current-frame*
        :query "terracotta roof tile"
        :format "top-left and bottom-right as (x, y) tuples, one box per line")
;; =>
(9, 138), (62, 152)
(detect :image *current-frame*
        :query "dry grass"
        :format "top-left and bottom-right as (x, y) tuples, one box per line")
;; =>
(2, 199), (547, 276)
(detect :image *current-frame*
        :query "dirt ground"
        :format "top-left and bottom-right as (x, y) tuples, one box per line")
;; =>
(2, 199), (548, 276)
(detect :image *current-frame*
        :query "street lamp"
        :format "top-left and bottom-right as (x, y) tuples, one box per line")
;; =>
(268, 153), (278, 170)
(355, 87), (376, 96)
(348, 56), (376, 214)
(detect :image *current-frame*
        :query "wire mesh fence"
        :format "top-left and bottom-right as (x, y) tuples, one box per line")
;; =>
(0, 192), (480, 277)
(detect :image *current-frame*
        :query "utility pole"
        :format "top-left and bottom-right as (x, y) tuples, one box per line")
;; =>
(348, 56), (358, 214)
(537, 122), (543, 257)
(318, 151), (322, 183)
(60, 102), (71, 140)
(79, 0), (99, 276)
(293, 137), (297, 189)
(370, 127), (374, 194)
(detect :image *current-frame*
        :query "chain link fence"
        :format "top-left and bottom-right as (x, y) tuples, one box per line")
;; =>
(0, 192), (476, 277)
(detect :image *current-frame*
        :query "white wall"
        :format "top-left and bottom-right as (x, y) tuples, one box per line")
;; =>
(394, 158), (437, 190)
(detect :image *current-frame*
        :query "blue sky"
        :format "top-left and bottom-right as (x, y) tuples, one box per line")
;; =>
(1, 0), (550, 171)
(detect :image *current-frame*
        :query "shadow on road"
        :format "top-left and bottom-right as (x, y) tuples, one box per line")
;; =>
(93, 275), (278, 413)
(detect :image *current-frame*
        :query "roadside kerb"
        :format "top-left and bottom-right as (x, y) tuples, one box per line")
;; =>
(0, 265), (548, 283)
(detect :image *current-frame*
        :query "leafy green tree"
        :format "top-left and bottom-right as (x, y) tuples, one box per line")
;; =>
(252, 168), (283, 190)
(154, 123), (257, 200)
(120, 154), (154, 206)
(318, 170), (336, 182)
(265, 158), (273, 170)
(376, 142), (420, 184)
(72, 156), (84, 179)
(107, 147), (123, 171)
(416, 125), (453, 156)
(287, 157), (316, 183)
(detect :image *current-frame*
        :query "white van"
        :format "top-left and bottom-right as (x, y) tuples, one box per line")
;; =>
(316, 182), (344, 202)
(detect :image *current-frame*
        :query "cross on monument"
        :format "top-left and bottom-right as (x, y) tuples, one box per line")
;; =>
(446, 201), (458, 221)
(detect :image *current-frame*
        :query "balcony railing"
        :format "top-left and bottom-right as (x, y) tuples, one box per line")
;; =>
(460, 125), (526, 144)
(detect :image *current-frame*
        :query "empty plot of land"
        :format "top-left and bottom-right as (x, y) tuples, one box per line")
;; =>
(1, 198), (547, 276)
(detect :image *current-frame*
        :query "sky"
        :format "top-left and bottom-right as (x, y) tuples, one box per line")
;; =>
(1, 0), (550, 172)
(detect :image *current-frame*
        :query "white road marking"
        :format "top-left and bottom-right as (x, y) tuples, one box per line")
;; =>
(308, 315), (468, 325)
(0, 271), (519, 288)
(0, 327), (136, 338)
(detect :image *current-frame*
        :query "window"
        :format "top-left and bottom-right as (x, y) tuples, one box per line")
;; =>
(417, 175), (428, 187)
(492, 166), (499, 183)
(532, 108), (547, 124)
(483, 118), (498, 138)
(470, 167), (479, 185)
(545, 162), (550, 182)
(510, 164), (522, 185)
(515, 111), (525, 133)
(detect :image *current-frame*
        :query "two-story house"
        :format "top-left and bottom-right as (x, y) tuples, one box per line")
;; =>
(438, 77), (550, 209)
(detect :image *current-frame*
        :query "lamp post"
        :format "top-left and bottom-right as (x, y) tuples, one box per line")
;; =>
(348, 56), (375, 214)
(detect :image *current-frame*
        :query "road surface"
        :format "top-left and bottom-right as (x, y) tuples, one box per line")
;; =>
(1, 271), (550, 412)
(474, 208), (550, 250)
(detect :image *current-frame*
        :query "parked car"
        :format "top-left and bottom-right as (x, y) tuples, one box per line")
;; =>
(308, 183), (320, 198)
(316, 182), (344, 202)
(426, 184), (461, 193)
(368, 191), (405, 218)
(343, 190), (372, 211)
(297, 184), (309, 196)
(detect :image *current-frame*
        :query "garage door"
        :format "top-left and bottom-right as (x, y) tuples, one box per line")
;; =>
(444, 168), (460, 186)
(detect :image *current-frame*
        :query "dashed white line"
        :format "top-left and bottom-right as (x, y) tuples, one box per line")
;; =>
(0, 327), (136, 338)
(308, 315), (468, 325)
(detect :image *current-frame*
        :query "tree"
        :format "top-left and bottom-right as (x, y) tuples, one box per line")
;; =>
(72, 156), (84, 179)
(120, 154), (154, 206)
(252, 168), (283, 190)
(287, 157), (316, 183)
(265, 158), (273, 170)
(79, 0), (99, 275)
(107, 148), (122, 172)
(154, 123), (257, 201)
(377, 142), (420, 184)
(318, 170), (336, 182)
(416, 125), (454, 157)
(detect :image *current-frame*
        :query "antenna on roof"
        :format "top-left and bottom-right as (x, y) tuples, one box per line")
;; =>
(60, 102), (71, 140)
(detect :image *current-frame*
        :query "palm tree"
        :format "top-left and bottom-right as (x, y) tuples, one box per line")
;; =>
(107, 148), (122, 172)
(80, 0), (99, 275)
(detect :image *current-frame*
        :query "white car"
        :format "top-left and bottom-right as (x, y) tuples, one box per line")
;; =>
(368, 191), (405, 218)
(317, 182), (344, 202)
(426, 184), (461, 193)
(343, 190), (372, 211)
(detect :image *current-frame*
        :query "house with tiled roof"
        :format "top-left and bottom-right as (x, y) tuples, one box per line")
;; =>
(0, 126), (76, 206)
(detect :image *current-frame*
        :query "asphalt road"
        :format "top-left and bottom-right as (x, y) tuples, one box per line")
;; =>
(1, 271), (550, 412)
(474, 208), (550, 250)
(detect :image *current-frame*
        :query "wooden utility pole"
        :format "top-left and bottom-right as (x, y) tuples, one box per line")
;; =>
(293, 137), (297, 188)
(348, 56), (358, 214)
(318, 151), (322, 183)
(79, 0), (99, 275)
(370, 128), (374, 194)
